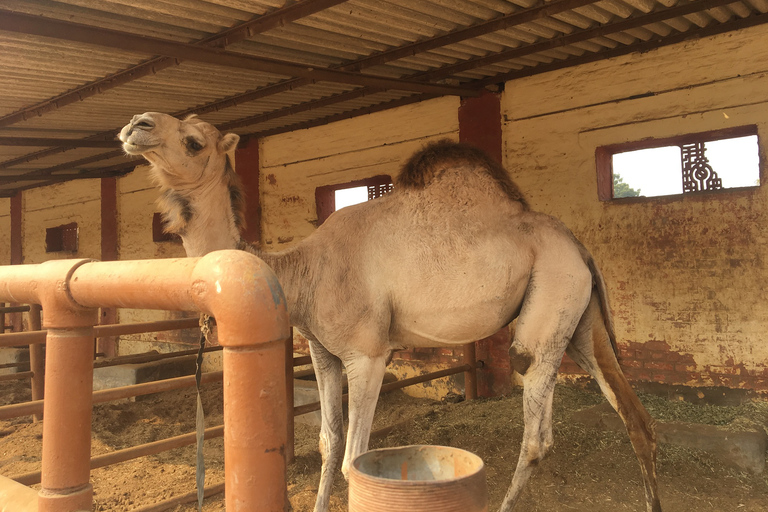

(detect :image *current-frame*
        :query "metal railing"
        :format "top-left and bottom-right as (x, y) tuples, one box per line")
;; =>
(0, 255), (479, 512)
(0, 251), (290, 512)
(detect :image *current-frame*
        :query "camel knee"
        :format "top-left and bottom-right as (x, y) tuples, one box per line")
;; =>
(318, 430), (343, 465)
(509, 343), (534, 376)
(522, 435), (552, 466)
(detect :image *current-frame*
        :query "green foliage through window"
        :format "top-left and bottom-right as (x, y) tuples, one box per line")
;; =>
(613, 173), (641, 198)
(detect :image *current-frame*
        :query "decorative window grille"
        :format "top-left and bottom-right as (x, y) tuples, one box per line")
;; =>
(596, 125), (759, 200)
(368, 182), (394, 200)
(681, 142), (722, 193)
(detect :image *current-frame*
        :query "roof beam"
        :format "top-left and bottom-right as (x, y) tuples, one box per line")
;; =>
(0, 0), (601, 164)
(0, 10), (479, 97)
(0, 160), (135, 184)
(0, 0), (348, 128)
(344, 0), (601, 72)
(175, 0), (602, 119)
(245, 93), (440, 141)
(0, 138), (118, 148)
(473, 12), (768, 88)
(418, 0), (750, 81)
(239, 10), (768, 137)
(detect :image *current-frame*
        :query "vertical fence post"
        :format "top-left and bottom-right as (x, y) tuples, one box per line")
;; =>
(285, 328), (295, 464)
(463, 342), (477, 401)
(38, 324), (97, 512)
(0, 303), (5, 333)
(28, 304), (44, 422)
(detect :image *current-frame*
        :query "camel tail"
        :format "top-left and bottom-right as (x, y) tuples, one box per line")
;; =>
(585, 253), (618, 356)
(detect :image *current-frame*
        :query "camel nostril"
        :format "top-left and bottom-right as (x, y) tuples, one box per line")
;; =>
(133, 119), (155, 131)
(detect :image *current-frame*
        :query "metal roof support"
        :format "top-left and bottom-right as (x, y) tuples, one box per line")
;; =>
(0, 0), (349, 128)
(0, 10), (480, 97)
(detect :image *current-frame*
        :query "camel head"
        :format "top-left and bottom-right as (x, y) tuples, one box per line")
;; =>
(119, 112), (240, 191)
(119, 112), (246, 256)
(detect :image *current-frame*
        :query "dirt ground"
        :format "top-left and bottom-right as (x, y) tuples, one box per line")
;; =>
(0, 378), (766, 512)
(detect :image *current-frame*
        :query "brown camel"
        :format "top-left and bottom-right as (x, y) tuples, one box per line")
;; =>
(119, 112), (662, 512)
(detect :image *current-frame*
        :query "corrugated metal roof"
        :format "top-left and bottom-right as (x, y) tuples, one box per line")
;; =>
(0, 0), (766, 196)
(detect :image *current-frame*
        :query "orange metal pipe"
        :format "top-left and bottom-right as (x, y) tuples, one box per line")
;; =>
(14, 424), (225, 487)
(0, 259), (100, 512)
(0, 318), (202, 348)
(71, 251), (290, 511)
(0, 371), (224, 422)
(28, 304), (44, 421)
(39, 327), (95, 511)
(0, 371), (34, 382)
(0, 251), (290, 512)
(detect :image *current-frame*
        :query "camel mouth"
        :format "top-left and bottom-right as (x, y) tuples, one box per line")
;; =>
(122, 142), (160, 155)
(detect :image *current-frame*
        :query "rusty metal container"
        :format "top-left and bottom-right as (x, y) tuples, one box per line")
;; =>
(349, 445), (488, 512)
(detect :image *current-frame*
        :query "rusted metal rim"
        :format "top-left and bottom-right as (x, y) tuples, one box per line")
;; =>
(349, 444), (488, 512)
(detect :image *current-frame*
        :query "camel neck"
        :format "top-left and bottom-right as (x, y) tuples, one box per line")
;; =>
(172, 182), (241, 258)
(252, 245), (312, 330)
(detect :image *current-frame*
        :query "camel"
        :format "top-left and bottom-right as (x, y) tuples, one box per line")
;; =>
(119, 112), (662, 512)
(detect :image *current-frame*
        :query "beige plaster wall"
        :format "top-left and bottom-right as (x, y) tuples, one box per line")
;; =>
(22, 180), (101, 264)
(260, 96), (460, 251)
(0, 199), (10, 266)
(502, 24), (768, 389)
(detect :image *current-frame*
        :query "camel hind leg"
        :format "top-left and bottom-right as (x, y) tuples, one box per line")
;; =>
(566, 292), (662, 512)
(499, 263), (593, 512)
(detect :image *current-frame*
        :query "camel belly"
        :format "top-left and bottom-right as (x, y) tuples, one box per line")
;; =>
(389, 281), (524, 347)
(385, 257), (529, 348)
(392, 308), (511, 347)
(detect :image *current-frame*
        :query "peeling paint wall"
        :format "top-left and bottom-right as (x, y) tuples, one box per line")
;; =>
(502, 25), (768, 392)
(0, 199), (9, 266)
(260, 96), (460, 250)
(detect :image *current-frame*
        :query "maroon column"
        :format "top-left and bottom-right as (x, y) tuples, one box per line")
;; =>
(458, 92), (512, 398)
(234, 137), (261, 245)
(234, 138), (295, 464)
(99, 177), (118, 357)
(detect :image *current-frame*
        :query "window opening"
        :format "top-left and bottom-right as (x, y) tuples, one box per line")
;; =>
(597, 126), (759, 200)
(334, 186), (369, 210)
(45, 222), (78, 253)
(316, 175), (393, 225)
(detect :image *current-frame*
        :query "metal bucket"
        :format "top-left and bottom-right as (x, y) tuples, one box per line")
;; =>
(349, 445), (488, 512)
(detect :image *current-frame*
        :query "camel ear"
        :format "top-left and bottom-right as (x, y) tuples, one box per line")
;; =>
(218, 133), (240, 154)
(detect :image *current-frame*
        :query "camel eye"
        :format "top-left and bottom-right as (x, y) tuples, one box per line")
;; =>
(186, 138), (204, 152)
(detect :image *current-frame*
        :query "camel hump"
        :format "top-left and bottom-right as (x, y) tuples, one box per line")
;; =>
(396, 139), (529, 208)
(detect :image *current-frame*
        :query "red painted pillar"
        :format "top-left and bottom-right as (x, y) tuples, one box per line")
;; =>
(9, 192), (23, 332)
(234, 137), (295, 463)
(458, 92), (513, 398)
(98, 177), (119, 357)
(234, 137), (261, 245)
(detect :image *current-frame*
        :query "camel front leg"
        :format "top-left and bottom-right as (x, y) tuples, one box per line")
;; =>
(341, 353), (388, 479)
(308, 341), (344, 512)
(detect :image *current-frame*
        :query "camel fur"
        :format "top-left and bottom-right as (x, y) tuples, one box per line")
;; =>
(119, 112), (662, 512)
